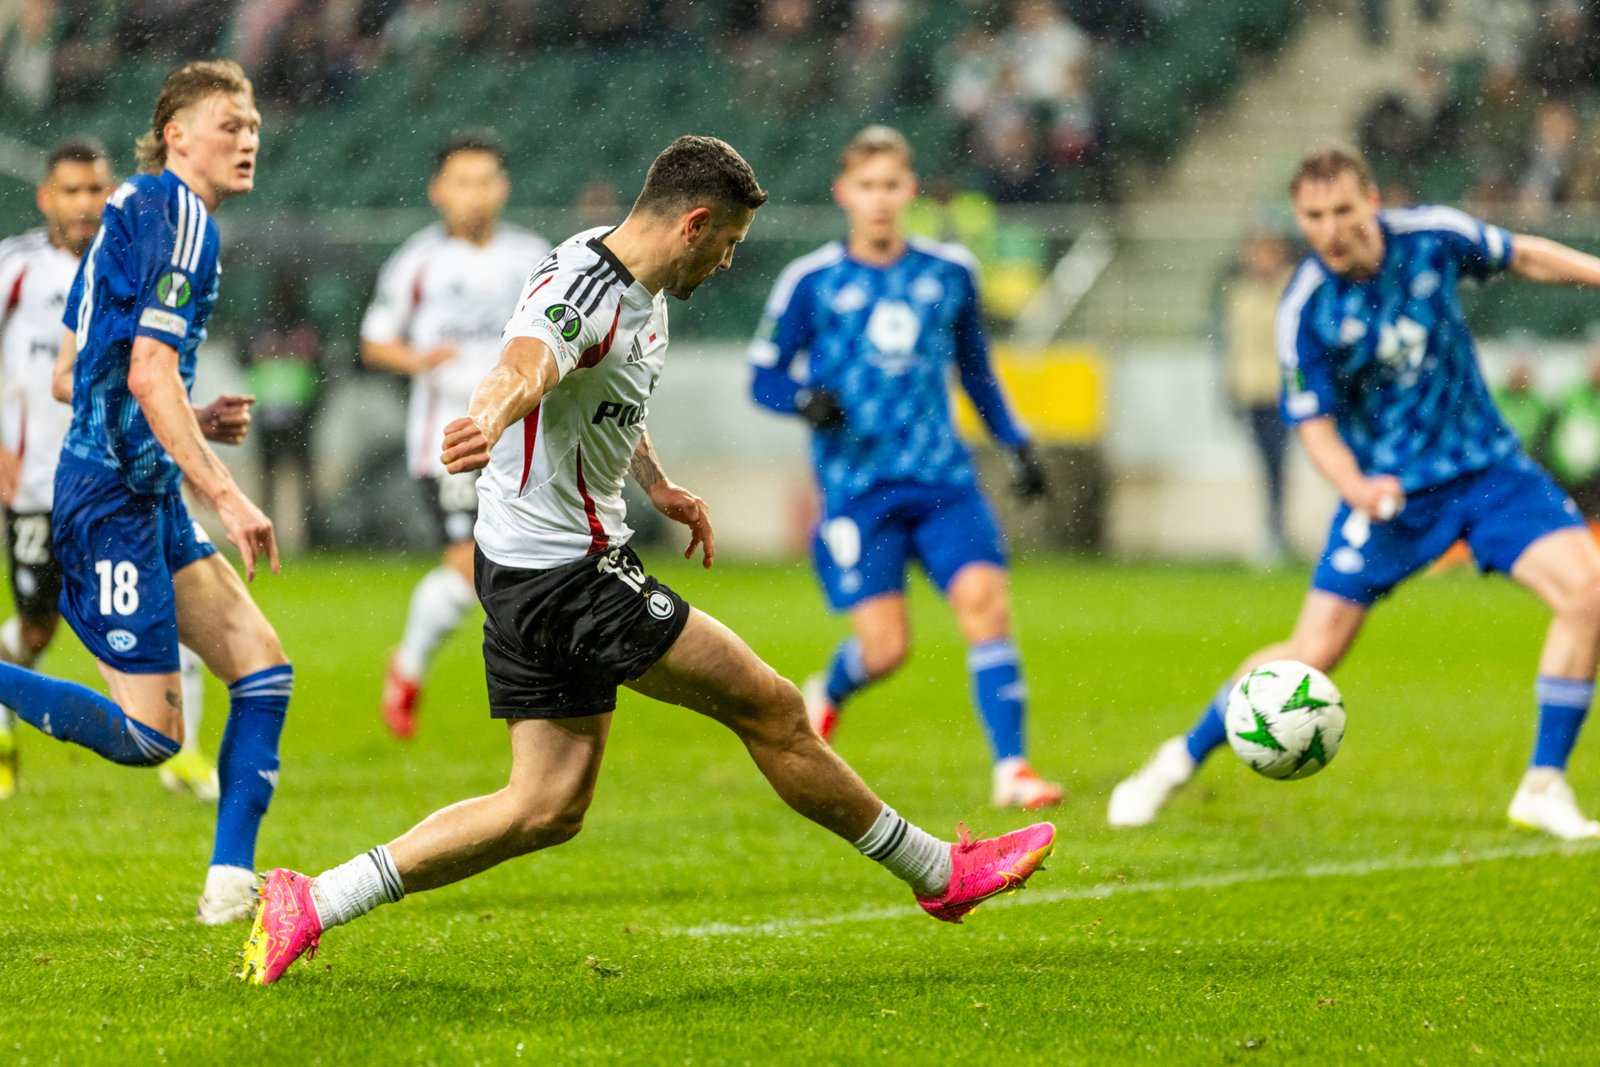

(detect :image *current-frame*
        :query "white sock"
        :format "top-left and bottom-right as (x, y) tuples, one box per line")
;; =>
(394, 566), (476, 681)
(178, 645), (204, 753)
(311, 845), (406, 929)
(854, 805), (951, 897)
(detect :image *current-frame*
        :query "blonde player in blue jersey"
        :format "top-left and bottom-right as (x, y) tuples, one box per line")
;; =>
(0, 61), (292, 923)
(1110, 145), (1600, 839)
(750, 127), (1061, 810)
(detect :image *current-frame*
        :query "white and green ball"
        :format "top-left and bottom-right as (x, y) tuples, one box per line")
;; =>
(1225, 660), (1345, 780)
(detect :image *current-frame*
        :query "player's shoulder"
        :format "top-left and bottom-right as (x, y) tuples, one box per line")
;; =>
(496, 222), (553, 255)
(766, 241), (847, 310)
(1381, 203), (1485, 240)
(906, 235), (980, 279)
(383, 222), (449, 267)
(0, 228), (51, 265)
(1276, 258), (1330, 329)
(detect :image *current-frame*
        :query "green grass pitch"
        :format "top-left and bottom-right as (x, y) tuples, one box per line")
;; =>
(3, 551), (1598, 1064)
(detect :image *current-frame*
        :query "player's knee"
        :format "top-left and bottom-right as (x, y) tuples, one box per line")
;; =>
(1558, 573), (1600, 628)
(860, 632), (909, 677)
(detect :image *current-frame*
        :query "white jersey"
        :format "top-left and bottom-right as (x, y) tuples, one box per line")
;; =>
(476, 227), (670, 570)
(0, 229), (77, 512)
(361, 222), (550, 477)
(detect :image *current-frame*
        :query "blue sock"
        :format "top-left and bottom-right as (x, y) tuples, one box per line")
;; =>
(1185, 683), (1233, 763)
(824, 637), (874, 707)
(211, 665), (293, 870)
(1533, 675), (1593, 770)
(0, 661), (178, 766)
(969, 639), (1026, 761)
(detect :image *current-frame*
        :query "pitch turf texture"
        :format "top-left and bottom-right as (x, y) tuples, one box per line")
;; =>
(3, 553), (1598, 1064)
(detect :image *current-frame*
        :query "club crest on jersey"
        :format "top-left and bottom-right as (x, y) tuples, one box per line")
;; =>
(156, 271), (191, 309)
(545, 303), (583, 342)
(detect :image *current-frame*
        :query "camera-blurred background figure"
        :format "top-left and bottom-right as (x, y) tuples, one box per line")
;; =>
(1546, 353), (1600, 522)
(242, 270), (325, 554)
(1219, 231), (1294, 564)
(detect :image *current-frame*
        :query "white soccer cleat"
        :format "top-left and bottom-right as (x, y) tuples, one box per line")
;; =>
(196, 864), (261, 925)
(802, 673), (838, 743)
(1508, 771), (1600, 841)
(991, 758), (1063, 809)
(1107, 736), (1196, 828)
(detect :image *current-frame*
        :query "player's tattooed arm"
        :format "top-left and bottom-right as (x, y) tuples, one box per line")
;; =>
(627, 433), (665, 491)
(442, 336), (560, 474)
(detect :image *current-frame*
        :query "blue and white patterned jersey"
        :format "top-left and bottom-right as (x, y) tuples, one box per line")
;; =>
(749, 236), (1027, 508)
(61, 171), (220, 495)
(1278, 205), (1519, 492)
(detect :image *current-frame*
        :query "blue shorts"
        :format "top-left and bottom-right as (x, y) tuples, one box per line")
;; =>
(1313, 452), (1584, 606)
(53, 453), (216, 673)
(813, 481), (1007, 611)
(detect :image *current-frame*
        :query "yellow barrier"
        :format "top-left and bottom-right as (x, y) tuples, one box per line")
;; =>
(952, 344), (1105, 445)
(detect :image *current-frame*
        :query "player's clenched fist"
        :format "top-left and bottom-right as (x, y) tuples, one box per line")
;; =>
(196, 393), (256, 445)
(441, 415), (494, 473)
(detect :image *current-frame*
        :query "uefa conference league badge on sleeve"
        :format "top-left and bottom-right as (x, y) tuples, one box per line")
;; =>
(541, 302), (584, 364)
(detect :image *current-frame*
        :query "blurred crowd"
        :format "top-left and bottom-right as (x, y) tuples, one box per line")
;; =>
(1359, 0), (1600, 220)
(0, 0), (1185, 204)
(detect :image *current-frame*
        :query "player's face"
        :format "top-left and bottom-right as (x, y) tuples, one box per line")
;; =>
(37, 158), (112, 257)
(429, 151), (510, 238)
(666, 207), (755, 300)
(833, 151), (918, 244)
(170, 91), (261, 202)
(1292, 171), (1383, 279)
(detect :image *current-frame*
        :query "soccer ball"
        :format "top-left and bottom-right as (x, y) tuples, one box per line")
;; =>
(1224, 660), (1345, 780)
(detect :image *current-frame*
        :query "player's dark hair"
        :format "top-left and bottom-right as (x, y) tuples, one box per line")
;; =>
(838, 125), (914, 175)
(1289, 145), (1376, 198)
(435, 129), (505, 173)
(135, 60), (254, 175)
(46, 137), (110, 178)
(633, 135), (768, 219)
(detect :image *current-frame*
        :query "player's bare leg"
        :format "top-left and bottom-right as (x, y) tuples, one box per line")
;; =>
(1507, 527), (1600, 838)
(383, 537), (477, 740)
(947, 563), (1061, 809)
(805, 592), (908, 742)
(628, 606), (1055, 921)
(387, 714), (609, 890)
(1109, 591), (1368, 827)
(175, 554), (294, 922)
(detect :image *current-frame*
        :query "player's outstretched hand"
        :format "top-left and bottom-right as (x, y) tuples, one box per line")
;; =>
(196, 393), (256, 445)
(796, 388), (846, 431)
(1007, 443), (1048, 502)
(1351, 474), (1406, 522)
(441, 416), (494, 473)
(650, 481), (716, 568)
(215, 487), (280, 581)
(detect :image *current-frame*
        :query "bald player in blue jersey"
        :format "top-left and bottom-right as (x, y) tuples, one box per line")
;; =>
(750, 127), (1061, 810)
(1110, 145), (1600, 839)
(0, 61), (291, 923)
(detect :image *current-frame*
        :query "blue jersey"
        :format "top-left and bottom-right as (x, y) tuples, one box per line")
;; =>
(61, 171), (220, 495)
(749, 237), (1028, 508)
(1278, 205), (1519, 492)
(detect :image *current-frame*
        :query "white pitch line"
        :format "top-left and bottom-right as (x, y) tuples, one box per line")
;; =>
(668, 839), (1600, 938)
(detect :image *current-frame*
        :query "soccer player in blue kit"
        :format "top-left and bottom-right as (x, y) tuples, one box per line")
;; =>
(0, 61), (292, 922)
(1110, 146), (1600, 839)
(750, 127), (1061, 809)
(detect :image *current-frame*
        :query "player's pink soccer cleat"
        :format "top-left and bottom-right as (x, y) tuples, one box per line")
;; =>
(916, 822), (1056, 923)
(239, 868), (323, 985)
(381, 654), (420, 741)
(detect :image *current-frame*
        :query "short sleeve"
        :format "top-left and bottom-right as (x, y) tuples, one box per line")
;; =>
(500, 270), (610, 380)
(131, 188), (212, 348)
(360, 244), (422, 345)
(1402, 205), (1514, 281)
(1277, 267), (1336, 425)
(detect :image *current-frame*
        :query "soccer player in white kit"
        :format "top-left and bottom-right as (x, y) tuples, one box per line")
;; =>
(0, 138), (225, 800)
(243, 137), (1056, 984)
(360, 131), (550, 740)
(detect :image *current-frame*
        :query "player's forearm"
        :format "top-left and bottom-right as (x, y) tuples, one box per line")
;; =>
(628, 432), (666, 491)
(1296, 417), (1366, 499)
(52, 328), (76, 403)
(361, 339), (429, 376)
(467, 340), (553, 444)
(1510, 235), (1600, 287)
(128, 342), (239, 505)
